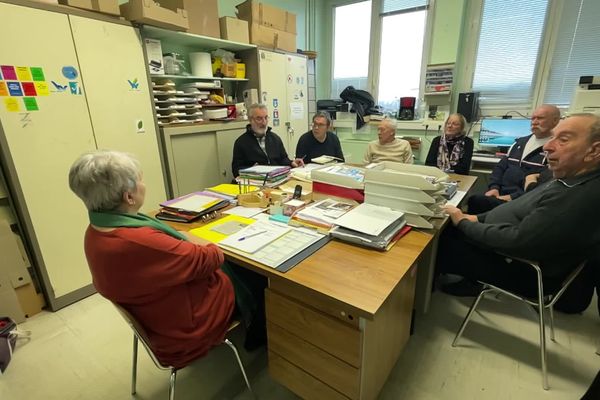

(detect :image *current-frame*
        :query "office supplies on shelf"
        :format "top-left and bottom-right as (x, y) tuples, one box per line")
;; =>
(219, 221), (290, 254)
(333, 203), (405, 237)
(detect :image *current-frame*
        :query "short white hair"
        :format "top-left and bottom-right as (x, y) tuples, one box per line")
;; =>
(69, 150), (141, 211)
(248, 103), (268, 118)
(380, 117), (398, 130)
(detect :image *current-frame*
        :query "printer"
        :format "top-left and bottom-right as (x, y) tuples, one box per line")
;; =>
(316, 99), (349, 120)
(569, 76), (600, 114)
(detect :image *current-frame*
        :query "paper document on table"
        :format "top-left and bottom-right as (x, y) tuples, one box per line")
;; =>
(163, 194), (219, 212)
(219, 221), (290, 253)
(333, 203), (404, 236)
(223, 206), (266, 218)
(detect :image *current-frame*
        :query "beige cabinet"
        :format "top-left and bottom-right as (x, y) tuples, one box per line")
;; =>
(162, 122), (247, 197)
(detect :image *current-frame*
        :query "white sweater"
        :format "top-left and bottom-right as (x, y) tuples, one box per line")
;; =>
(363, 138), (413, 164)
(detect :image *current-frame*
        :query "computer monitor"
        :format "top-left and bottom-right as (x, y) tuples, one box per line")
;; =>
(478, 118), (532, 147)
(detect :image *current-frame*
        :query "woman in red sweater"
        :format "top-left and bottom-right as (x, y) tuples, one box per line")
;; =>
(68, 150), (261, 368)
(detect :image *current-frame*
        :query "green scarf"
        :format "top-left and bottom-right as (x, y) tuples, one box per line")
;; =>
(89, 211), (188, 241)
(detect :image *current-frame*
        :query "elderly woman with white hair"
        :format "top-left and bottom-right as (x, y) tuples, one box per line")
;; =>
(363, 117), (413, 164)
(425, 113), (474, 175)
(68, 150), (265, 368)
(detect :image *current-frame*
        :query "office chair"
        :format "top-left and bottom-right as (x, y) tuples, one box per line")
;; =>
(112, 303), (252, 400)
(452, 257), (587, 390)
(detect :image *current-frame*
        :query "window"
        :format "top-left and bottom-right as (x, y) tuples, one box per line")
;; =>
(543, 0), (600, 106)
(331, 1), (372, 98)
(331, 0), (429, 114)
(472, 0), (549, 106)
(377, 7), (427, 113)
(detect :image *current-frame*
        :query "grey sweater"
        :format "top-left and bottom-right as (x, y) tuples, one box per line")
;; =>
(458, 168), (600, 278)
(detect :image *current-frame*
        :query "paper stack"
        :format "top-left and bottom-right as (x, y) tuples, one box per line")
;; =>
(238, 165), (291, 188)
(156, 192), (230, 223)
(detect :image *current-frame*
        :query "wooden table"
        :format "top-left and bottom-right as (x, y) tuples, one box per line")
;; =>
(165, 216), (433, 399)
(414, 174), (478, 314)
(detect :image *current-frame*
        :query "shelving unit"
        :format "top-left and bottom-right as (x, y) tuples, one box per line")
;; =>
(150, 74), (248, 82)
(141, 25), (256, 51)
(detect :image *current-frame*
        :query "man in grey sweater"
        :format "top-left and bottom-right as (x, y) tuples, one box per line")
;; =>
(438, 113), (600, 296)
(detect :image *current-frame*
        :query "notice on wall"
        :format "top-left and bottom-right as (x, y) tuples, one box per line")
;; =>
(289, 102), (304, 120)
(4, 97), (20, 112)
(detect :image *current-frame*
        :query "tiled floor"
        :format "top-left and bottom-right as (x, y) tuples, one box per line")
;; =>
(1, 291), (598, 399)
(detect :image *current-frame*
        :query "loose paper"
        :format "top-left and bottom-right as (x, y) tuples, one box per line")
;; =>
(34, 82), (49, 96)
(289, 102), (304, 120)
(15, 67), (32, 81)
(0, 82), (8, 96)
(23, 97), (39, 111)
(1, 66), (17, 80)
(30, 67), (45, 81)
(21, 82), (37, 96)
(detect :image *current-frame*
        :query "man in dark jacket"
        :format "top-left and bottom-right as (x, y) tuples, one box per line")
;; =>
(439, 113), (600, 296)
(231, 103), (304, 177)
(468, 104), (561, 213)
(295, 111), (345, 164)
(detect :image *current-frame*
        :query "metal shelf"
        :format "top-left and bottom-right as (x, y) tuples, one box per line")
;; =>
(150, 74), (248, 81)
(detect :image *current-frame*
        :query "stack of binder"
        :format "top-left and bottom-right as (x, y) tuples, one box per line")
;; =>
(238, 165), (291, 188)
(363, 162), (450, 229)
(156, 192), (230, 223)
(329, 203), (409, 250)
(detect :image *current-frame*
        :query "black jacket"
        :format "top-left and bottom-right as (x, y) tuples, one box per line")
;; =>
(231, 125), (291, 177)
(463, 168), (600, 278)
(488, 135), (547, 199)
(425, 135), (474, 175)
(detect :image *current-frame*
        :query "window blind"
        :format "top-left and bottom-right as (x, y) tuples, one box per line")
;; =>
(543, 0), (600, 106)
(472, 0), (549, 105)
(381, 0), (427, 15)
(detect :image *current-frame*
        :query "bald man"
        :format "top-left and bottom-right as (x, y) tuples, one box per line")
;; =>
(468, 104), (561, 214)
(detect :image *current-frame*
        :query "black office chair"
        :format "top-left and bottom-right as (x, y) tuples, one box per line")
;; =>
(113, 303), (252, 400)
(452, 257), (587, 390)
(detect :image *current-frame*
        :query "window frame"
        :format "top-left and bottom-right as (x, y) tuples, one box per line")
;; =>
(330, 0), (436, 106)
(459, 0), (581, 116)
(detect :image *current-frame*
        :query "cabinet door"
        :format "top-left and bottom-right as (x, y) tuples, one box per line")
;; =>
(168, 131), (221, 197)
(258, 50), (289, 149)
(285, 54), (309, 156)
(0, 3), (95, 302)
(69, 16), (167, 212)
(216, 128), (245, 183)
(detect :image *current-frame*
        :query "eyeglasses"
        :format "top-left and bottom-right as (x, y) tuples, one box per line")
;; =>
(252, 116), (269, 122)
(312, 123), (328, 128)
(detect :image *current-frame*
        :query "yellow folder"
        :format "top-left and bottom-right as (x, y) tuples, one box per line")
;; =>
(189, 214), (256, 243)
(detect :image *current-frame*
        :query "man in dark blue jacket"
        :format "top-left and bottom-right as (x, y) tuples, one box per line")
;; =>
(468, 104), (561, 213)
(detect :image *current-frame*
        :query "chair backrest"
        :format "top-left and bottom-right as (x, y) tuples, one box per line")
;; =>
(112, 302), (172, 371)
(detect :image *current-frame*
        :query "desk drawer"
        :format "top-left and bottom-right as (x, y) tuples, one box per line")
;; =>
(269, 350), (350, 400)
(266, 289), (362, 367)
(268, 322), (360, 399)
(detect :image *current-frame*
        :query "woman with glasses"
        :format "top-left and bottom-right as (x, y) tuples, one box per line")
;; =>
(425, 113), (474, 175)
(295, 111), (345, 164)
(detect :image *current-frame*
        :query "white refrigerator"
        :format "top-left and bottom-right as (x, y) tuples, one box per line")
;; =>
(0, 2), (166, 310)
(244, 49), (309, 157)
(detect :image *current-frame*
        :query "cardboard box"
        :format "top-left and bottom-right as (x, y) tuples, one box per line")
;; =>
(0, 221), (31, 289)
(120, 0), (189, 31)
(219, 16), (249, 43)
(58, 0), (120, 16)
(236, 0), (296, 34)
(15, 284), (44, 319)
(249, 23), (296, 53)
(222, 62), (237, 78)
(0, 276), (25, 324)
(144, 38), (164, 75)
(160, 0), (220, 37)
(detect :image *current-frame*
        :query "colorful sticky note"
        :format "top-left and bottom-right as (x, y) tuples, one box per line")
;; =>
(21, 82), (37, 96)
(0, 70), (3, 80)
(23, 97), (39, 111)
(30, 67), (45, 82)
(1, 66), (17, 80)
(4, 97), (20, 112)
(34, 81), (49, 96)
(7, 82), (23, 96)
(0, 82), (8, 96)
(16, 66), (32, 81)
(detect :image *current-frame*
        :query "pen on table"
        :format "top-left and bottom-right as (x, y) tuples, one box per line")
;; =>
(237, 230), (267, 241)
(262, 172), (269, 188)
